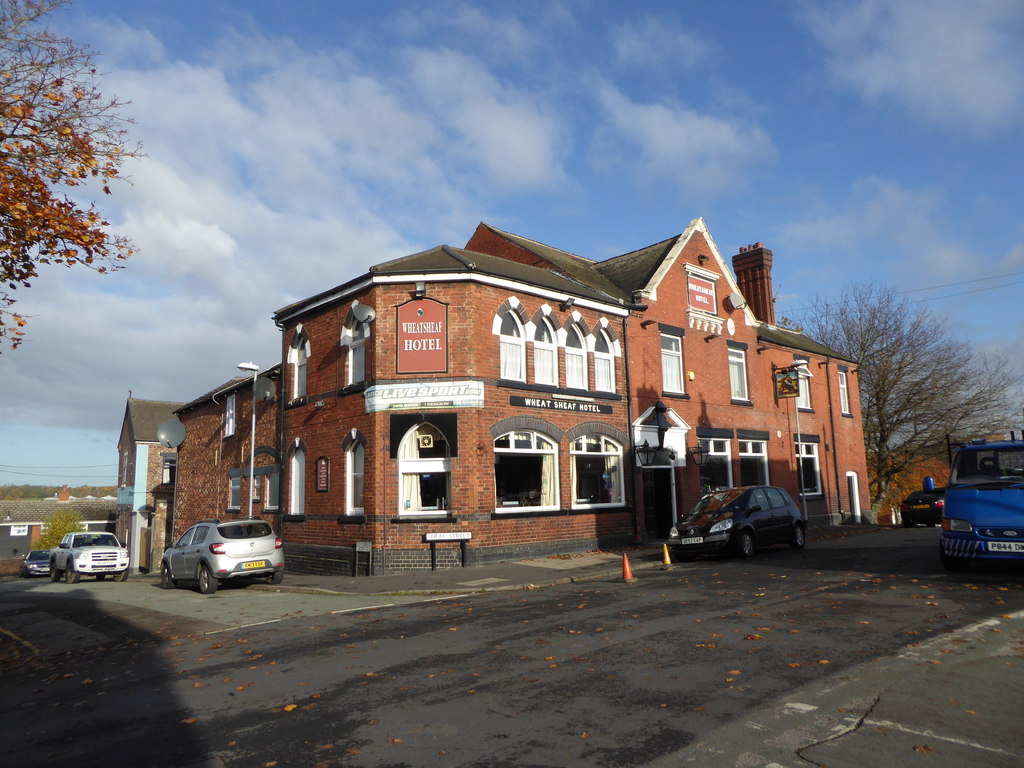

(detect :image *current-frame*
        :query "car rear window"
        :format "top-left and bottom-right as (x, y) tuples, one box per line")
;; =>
(219, 522), (273, 539)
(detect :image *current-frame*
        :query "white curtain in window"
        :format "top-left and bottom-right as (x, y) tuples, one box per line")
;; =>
(399, 433), (422, 510)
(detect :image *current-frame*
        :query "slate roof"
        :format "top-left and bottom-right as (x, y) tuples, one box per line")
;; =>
(176, 364), (282, 414)
(127, 399), (186, 442)
(593, 235), (680, 295)
(757, 324), (853, 362)
(0, 497), (117, 525)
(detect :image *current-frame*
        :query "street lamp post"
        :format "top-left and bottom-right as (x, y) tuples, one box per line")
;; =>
(237, 362), (259, 519)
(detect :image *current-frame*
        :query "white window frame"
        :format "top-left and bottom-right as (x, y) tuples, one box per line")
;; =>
(565, 326), (588, 390)
(290, 331), (309, 401)
(264, 471), (280, 510)
(593, 330), (615, 393)
(661, 334), (684, 394)
(728, 348), (749, 401)
(347, 320), (367, 385)
(494, 431), (559, 512)
(838, 370), (851, 414)
(533, 318), (558, 386)
(398, 424), (451, 515)
(347, 442), (365, 515)
(290, 447), (306, 515)
(738, 440), (769, 486)
(699, 438), (733, 490)
(795, 359), (812, 410)
(10, 525), (28, 536)
(499, 312), (526, 381)
(225, 393), (236, 437)
(570, 435), (623, 507)
(796, 441), (822, 495)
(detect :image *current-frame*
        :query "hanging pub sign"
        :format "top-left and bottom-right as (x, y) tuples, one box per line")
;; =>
(775, 367), (800, 399)
(397, 298), (448, 373)
(687, 274), (717, 313)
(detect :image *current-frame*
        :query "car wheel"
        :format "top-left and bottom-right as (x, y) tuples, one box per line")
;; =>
(902, 519), (915, 528)
(941, 550), (970, 571)
(64, 562), (81, 584)
(49, 562), (61, 582)
(789, 523), (806, 550)
(160, 562), (177, 589)
(736, 529), (756, 558)
(197, 563), (219, 595)
(115, 569), (129, 582)
(268, 570), (284, 585)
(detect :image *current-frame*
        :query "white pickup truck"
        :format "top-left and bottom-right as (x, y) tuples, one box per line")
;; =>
(49, 532), (130, 583)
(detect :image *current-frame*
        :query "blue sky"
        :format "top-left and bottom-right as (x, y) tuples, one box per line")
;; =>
(2, 0), (1022, 487)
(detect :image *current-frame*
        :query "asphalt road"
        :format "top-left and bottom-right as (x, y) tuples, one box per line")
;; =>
(2, 526), (1022, 768)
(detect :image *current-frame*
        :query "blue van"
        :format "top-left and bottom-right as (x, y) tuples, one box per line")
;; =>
(939, 439), (1024, 570)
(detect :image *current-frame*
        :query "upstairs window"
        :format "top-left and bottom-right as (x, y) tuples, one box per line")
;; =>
(565, 326), (587, 390)
(661, 334), (684, 394)
(348, 320), (367, 385)
(533, 318), (557, 386)
(225, 394), (236, 437)
(838, 369), (851, 414)
(728, 348), (748, 401)
(795, 360), (812, 410)
(290, 329), (309, 400)
(594, 330), (615, 392)
(499, 312), (525, 381)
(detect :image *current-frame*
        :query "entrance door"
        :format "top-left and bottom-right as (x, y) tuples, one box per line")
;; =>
(642, 469), (675, 539)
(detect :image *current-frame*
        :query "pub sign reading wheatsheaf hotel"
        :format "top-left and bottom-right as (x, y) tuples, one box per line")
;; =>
(171, 218), (869, 575)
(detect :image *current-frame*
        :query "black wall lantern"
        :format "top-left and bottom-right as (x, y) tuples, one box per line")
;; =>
(687, 443), (710, 468)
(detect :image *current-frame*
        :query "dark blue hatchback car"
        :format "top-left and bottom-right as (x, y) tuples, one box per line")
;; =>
(669, 485), (806, 558)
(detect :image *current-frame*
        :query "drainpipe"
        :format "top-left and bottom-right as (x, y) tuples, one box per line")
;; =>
(621, 311), (641, 541)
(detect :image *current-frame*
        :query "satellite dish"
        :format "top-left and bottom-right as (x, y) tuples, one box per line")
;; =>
(351, 303), (376, 323)
(254, 376), (276, 402)
(157, 418), (185, 448)
(727, 291), (746, 310)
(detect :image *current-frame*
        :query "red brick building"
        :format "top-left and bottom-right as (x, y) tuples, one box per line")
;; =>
(169, 218), (869, 575)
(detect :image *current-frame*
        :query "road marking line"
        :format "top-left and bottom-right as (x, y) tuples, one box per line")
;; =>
(861, 718), (1018, 758)
(0, 626), (41, 656)
(332, 603), (396, 614)
(205, 619), (281, 635)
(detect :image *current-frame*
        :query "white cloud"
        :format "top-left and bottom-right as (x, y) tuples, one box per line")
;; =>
(591, 83), (775, 194)
(611, 14), (714, 71)
(801, 0), (1024, 132)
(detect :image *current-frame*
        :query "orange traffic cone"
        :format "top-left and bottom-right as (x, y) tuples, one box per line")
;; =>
(661, 543), (672, 569)
(621, 553), (638, 582)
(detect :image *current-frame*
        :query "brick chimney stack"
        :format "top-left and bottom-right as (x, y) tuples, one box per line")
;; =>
(732, 242), (775, 325)
(57, 484), (70, 502)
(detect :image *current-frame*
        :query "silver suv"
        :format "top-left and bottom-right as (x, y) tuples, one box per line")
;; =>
(161, 518), (284, 594)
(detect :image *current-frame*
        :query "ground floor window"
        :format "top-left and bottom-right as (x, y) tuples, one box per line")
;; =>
(739, 440), (768, 486)
(399, 423), (450, 513)
(699, 439), (732, 491)
(229, 476), (241, 509)
(797, 441), (821, 495)
(494, 430), (558, 510)
(571, 435), (623, 506)
(347, 443), (365, 514)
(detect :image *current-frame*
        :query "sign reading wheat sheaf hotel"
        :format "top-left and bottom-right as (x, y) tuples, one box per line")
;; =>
(687, 275), (717, 313)
(364, 381), (484, 413)
(397, 298), (447, 373)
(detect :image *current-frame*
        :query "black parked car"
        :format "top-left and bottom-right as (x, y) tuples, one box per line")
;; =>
(19, 549), (50, 577)
(669, 485), (806, 558)
(899, 484), (944, 527)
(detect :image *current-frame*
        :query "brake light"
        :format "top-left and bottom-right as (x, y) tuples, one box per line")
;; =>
(275, 537), (283, 549)
(936, 499), (944, 507)
(209, 543), (226, 555)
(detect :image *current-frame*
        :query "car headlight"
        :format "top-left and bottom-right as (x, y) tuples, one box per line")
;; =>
(668, 525), (679, 538)
(943, 518), (972, 532)
(709, 519), (734, 534)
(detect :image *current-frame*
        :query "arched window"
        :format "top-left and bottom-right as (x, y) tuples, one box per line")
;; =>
(499, 312), (525, 381)
(571, 435), (623, 506)
(347, 442), (364, 514)
(565, 326), (587, 390)
(594, 329), (614, 392)
(289, 446), (306, 515)
(533, 318), (557, 386)
(347, 320), (368, 385)
(289, 329), (309, 400)
(398, 423), (451, 514)
(494, 431), (558, 510)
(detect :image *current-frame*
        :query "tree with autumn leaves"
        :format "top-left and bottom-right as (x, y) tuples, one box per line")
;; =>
(0, 0), (138, 350)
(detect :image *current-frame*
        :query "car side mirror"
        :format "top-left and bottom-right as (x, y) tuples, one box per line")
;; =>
(748, 505), (762, 512)
(59, 542), (69, 549)
(922, 476), (935, 492)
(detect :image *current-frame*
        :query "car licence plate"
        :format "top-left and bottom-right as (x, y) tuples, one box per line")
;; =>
(242, 560), (268, 569)
(677, 537), (704, 545)
(912, 504), (930, 509)
(988, 542), (1024, 553)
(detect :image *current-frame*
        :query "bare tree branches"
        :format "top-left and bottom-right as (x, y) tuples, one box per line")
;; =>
(0, 0), (139, 349)
(800, 282), (1018, 507)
